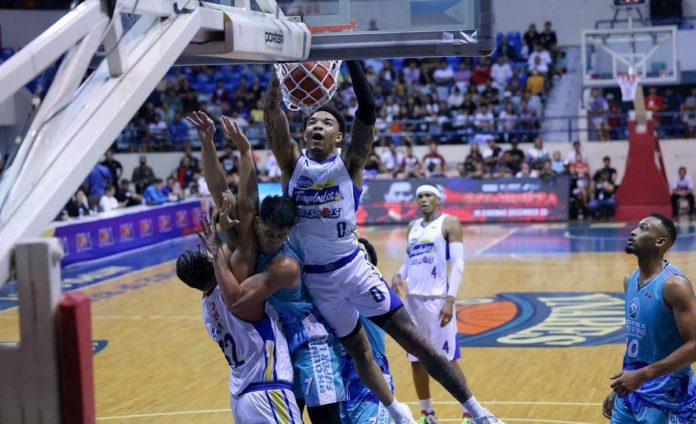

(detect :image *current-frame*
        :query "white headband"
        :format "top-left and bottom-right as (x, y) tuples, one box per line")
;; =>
(416, 185), (441, 198)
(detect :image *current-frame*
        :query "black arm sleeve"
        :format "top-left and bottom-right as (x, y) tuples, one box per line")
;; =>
(346, 60), (376, 125)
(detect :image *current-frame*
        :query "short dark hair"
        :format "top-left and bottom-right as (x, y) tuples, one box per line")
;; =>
(650, 212), (677, 246)
(259, 195), (297, 229)
(358, 237), (378, 266)
(306, 105), (346, 135)
(154, 178), (164, 184)
(176, 250), (215, 291)
(679, 166), (687, 173)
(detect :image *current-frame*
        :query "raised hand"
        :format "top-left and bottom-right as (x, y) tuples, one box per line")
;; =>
(220, 116), (251, 154)
(187, 111), (216, 147)
(218, 191), (240, 231)
(197, 214), (223, 256)
(263, 71), (282, 111)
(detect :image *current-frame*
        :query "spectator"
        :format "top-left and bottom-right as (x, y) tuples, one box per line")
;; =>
(211, 80), (230, 107)
(65, 189), (91, 218)
(606, 95), (623, 140)
(526, 70), (545, 96)
(85, 163), (112, 209)
(474, 103), (495, 133)
(593, 156), (618, 185)
(539, 159), (556, 178)
(491, 56), (513, 90)
(143, 178), (168, 205)
(162, 176), (184, 201)
(483, 138), (502, 172)
(447, 87), (465, 109)
(671, 166), (695, 219)
(551, 151), (565, 174)
(131, 155), (155, 194)
(565, 141), (584, 164)
(523, 23), (540, 52)
(528, 56), (549, 77)
(453, 61), (472, 90)
(422, 141), (447, 177)
(380, 141), (404, 175)
(265, 152), (281, 182)
(115, 179), (142, 207)
(681, 88), (696, 136)
(527, 43), (552, 71)
(99, 185), (120, 212)
(527, 136), (549, 169)
(662, 88), (682, 136)
(398, 143), (423, 178)
(148, 113), (169, 151)
(589, 170), (616, 220)
(498, 101), (518, 142)
(539, 21), (558, 50)
(471, 58), (491, 88)
(364, 149), (385, 179)
(177, 156), (197, 189)
(516, 162), (538, 178)
(516, 102), (538, 141)
(181, 145), (200, 170)
(432, 60), (454, 85)
(218, 143), (237, 176)
(645, 87), (664, 123)
(169, 112), (191, 147)
(101, 149), (122, 188)
(496, 35), (517, 62)
(403, 61), (421, 85)
(506, 141), (525, 174)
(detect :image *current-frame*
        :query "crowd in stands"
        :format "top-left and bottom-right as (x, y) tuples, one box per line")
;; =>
(590, 85), (696, 141)
(112, 21), (563, 151)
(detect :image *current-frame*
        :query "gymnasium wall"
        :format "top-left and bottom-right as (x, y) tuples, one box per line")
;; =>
(114, 139), (696, 188)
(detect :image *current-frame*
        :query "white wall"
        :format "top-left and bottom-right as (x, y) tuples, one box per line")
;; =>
(114, 138), (696, 189)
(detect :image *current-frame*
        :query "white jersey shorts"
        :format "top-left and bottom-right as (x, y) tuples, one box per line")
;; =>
(232, 382), (302, 424)
(404, 295), (460, 362)
(302, 248), (403, 338)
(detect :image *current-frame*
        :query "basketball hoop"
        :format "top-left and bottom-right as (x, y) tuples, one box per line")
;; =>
(273, 20), (356, 114)
(617, 72), (641, 102)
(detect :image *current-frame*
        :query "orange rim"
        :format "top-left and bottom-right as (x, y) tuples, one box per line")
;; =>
(308, 19), (357, 34)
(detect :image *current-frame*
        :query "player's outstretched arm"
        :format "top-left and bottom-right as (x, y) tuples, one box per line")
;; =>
(220, 117), (259, 282)
(187, 111), (229, 210)
(263, 72), (300, 185)
(611, 275), (696, 395)
(342, 60), (376, 188)
(441, 215), (465, 327)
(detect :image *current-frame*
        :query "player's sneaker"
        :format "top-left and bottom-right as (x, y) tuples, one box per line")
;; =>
(472, 412), (505, 424)
(392, 402), (418, 424)
(461, 412), (473, 424)
(418, 412), (439, 424)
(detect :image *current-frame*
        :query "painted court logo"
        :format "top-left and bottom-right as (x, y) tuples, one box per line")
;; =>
(456, 292), (625, 347)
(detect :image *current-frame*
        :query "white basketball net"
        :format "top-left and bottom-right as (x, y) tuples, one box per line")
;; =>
(617, 73), (641, 102)
(274, 61), (342, 115)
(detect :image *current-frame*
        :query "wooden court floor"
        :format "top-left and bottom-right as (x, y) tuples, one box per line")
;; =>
(2, 222), (696, 423)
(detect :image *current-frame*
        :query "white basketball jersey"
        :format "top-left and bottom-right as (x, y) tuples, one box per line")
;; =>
(202, 287), (293, 397)
(406, 214), (450, 297)
(287, 154), (360, 266)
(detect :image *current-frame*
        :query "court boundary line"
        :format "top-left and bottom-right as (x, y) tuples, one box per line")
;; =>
(475, 228), (519, 256)
(95, 400), (602, 421)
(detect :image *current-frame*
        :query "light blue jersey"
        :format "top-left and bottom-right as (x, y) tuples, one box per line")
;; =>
(620, 260), (696, 420)
(340, 317), (393, 424)
(257, 242), (345, 407)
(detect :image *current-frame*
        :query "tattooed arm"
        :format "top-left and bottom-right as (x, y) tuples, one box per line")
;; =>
(263, 71), (301, 188)
(341, 61), (376, 189)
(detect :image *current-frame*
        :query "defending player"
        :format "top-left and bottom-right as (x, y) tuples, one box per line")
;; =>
(602, 213), (696, 423)
(340, 237), (394, 424)
(264, 60), (502, 423)
(188, 111), (345, 423)
(391, 184), (472, 424)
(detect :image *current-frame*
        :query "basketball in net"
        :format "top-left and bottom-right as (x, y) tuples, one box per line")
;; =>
(274, 61), (342, 114)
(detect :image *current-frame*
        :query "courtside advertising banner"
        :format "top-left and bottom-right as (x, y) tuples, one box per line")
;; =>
(356, 176), (569, 224)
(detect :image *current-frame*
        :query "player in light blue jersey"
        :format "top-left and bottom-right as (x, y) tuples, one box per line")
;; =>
(188, 111), (345, 423)
(603, 213), (696, 423)
(339, 237), (394, 424)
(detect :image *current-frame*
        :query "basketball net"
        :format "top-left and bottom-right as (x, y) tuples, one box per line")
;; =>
(273, 20), (356, 114)
(274, 60), (342, 114)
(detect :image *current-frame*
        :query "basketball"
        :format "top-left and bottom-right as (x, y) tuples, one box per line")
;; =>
(281, 61), (337, 106)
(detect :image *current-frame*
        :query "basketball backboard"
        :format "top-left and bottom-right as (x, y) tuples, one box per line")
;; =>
(178, 0), (495, 64)
(581, 26), (678, 86)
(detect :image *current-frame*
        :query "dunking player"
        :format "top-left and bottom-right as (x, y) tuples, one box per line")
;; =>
(603, 213), (696, 423)
(340, 237), (396, 424)
(188, 112), (345, 423)
(264, 60), (502, 423)
(392, 185), (472, 424)
(176, 118), (301, 423)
